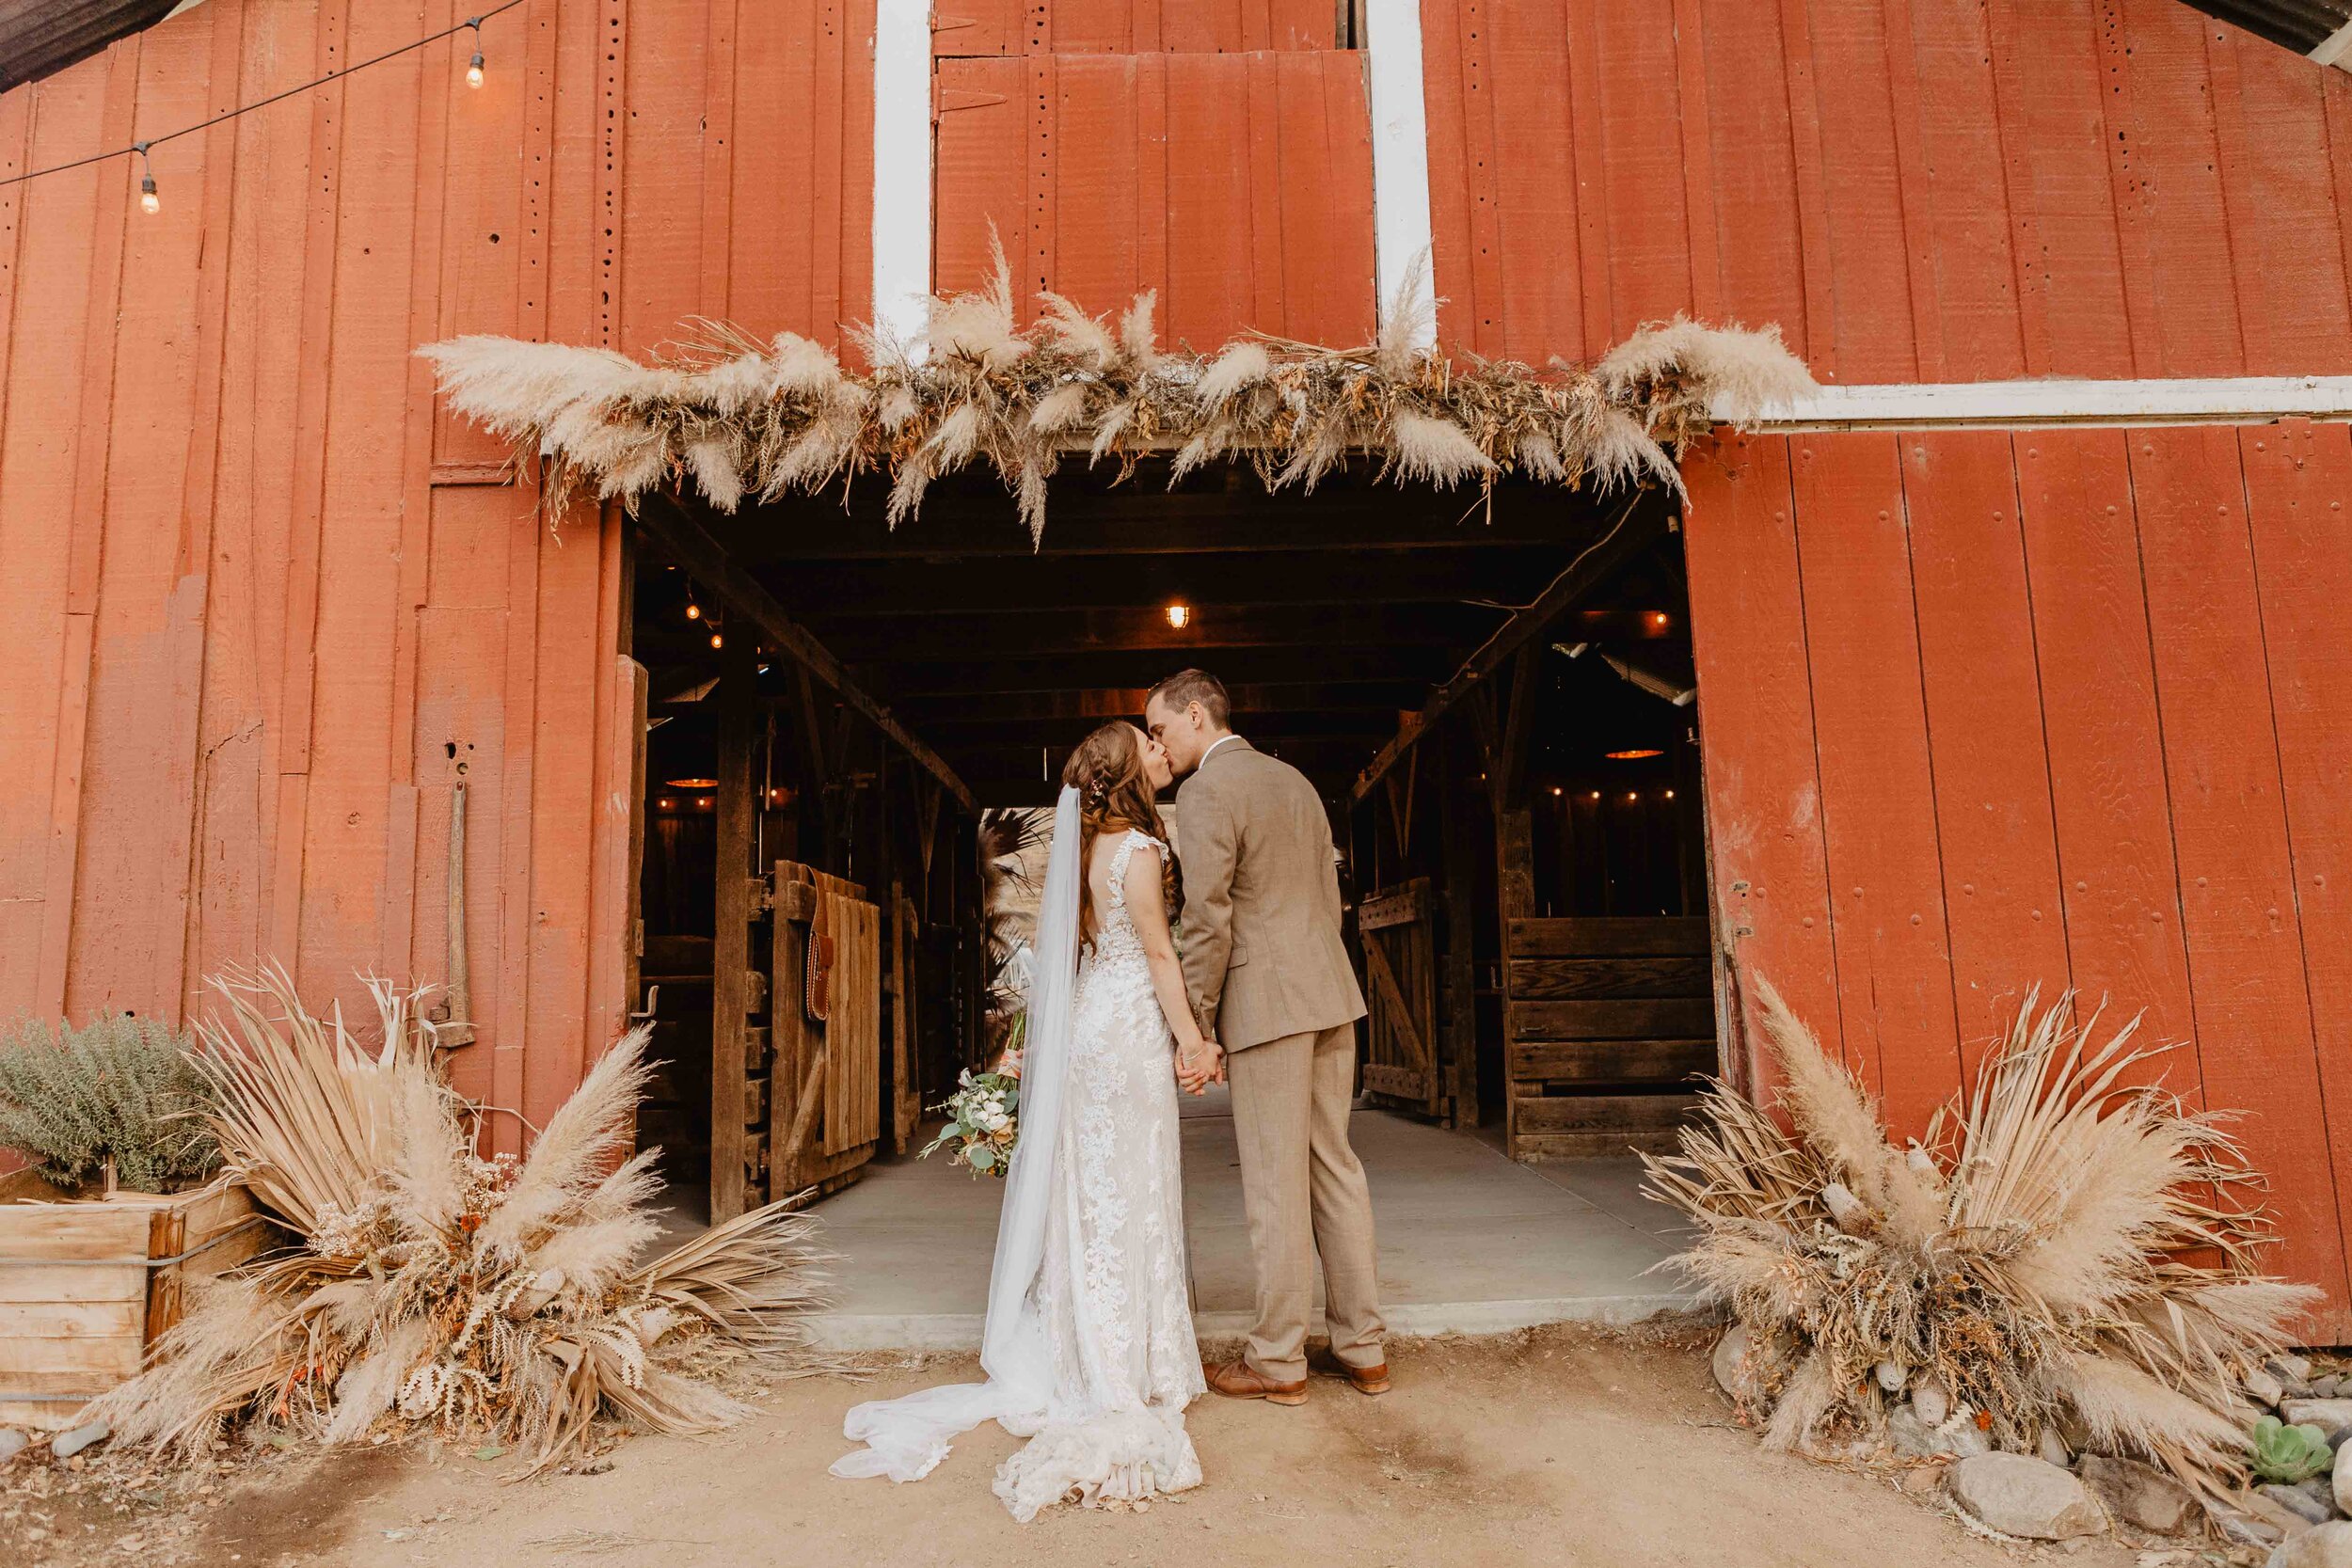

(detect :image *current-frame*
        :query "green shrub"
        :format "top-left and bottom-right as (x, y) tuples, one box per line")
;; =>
(0, 1013), (218, 1192)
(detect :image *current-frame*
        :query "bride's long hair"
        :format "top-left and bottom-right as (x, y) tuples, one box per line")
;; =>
(1060, 722), (1181, 938)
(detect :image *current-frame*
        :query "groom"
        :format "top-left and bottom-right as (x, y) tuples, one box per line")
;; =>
(1145, 669), (1390, 1406)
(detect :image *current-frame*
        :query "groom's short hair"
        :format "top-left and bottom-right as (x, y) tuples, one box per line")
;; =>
(1147, 668), (1230, 727)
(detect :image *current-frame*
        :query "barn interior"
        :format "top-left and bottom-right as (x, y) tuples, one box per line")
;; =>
(622, 459), (1717, 1327)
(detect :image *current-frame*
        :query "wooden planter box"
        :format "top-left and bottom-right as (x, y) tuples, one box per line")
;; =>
(0, 1173), (270, 1430)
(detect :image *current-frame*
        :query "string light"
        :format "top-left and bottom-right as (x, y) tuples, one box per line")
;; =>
(0, 1), (526, 198)
(135, 143), (158, 214)
(709, 630), (723, 649)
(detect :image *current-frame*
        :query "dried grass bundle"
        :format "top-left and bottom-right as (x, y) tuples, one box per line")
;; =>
(421, 249), (1813, 541)
(1643, 978), (2315, 1510)
(88, 970), (830, 1476)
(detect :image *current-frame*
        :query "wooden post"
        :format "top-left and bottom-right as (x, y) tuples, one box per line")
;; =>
(1438, 733), (1480, 1130)
(1492, 647), (1539, 1157)
(708, 634), (758, 1223)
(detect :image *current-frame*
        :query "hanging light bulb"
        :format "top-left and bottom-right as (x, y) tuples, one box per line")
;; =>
(685, 600), (701, 620)
(709, 630), (723, 649)
(135, 142), (159, 214)
(465, 16), (486, 87)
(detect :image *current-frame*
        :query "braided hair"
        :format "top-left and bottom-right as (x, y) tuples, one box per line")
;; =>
(1060, 722), (1182, 941)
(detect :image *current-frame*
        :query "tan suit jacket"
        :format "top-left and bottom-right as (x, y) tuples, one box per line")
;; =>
(1175, 737), (1367, 1052)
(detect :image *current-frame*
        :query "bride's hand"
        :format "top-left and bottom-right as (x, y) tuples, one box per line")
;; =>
(1175, 1038), (1222, 1095)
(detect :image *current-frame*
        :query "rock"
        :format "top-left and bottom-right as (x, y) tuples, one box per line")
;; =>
(2267, 1522), (2352, 1568)
(49, 1420), (109, 1460)
(1912, 1376), (1951, 1428)
(2318, 1377), (2347, 1401)
(2268, 1484), (2339, 1526)
(2249, 1370), (2290, 1406)
(2081, 1455), (2198, 1535)
(1891, 1405), (1993, 1461)
(1712, 1323), (1768, 1409)
(2248, 1490), (2322, 1539)
(1947, 1452), (2106, 1540)
(2038, 1428), (2074, 1469)
(1901, 1463), (1946, 1496)
(2285, 1402), (2352, 1444)
(2333, 1436), (2352, 1518)
(1876, 1359), (1907, 1394)
(2275, 1355), (2317, 1383)
(0, 1428), (27, 1465)
(2222, 1509), (2287, 1548)
(2294, 1477), (2341, 1521)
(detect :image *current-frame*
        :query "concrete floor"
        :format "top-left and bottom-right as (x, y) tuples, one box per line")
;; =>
(800, 1085), (1697, 1350)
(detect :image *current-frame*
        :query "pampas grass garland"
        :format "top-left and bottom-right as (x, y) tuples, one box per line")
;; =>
(421, 251), (1816, 537)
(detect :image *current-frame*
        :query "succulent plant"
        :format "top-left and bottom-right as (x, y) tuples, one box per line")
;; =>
(2249, 1415), (2334, 1483)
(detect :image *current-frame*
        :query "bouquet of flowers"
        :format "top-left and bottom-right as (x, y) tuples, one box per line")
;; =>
(922, 1013), (1023, 1179)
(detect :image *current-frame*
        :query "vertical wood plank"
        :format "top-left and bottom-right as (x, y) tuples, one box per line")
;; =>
(1693, 0), (1808, 360)
(2012, 430), (2198, 1068)
(2134, 424), (2348, 1322)
(1788, 434), (1958, 1121)
(2242, 420), (2352, 1337)
(1899, 432), (2070, 1075)
(39, 38), (143, 1019)
(1682, 435), (1843, 1088)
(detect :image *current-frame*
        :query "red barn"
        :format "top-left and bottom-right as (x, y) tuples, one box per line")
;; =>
(2, 0), (2350, 1334)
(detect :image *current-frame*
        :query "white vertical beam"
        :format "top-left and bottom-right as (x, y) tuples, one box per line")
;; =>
(872, 0), (933, 354)
(1363, 0), (1437, 351)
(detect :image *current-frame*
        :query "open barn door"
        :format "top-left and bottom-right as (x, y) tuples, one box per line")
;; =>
(1359, 879), (1442, 1116)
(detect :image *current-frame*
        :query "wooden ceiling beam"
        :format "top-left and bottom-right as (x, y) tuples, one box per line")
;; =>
(634, 496), (979, 815)
(795, 602), (1503, 663)
(710, 474), (1603, 560)
(733, 546), (1576, 616)
(877, 643), (1457, 699)
(890, 680), (1430, 725)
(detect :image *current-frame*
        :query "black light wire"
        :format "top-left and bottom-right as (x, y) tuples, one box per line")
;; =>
(0, 1), (528, 194)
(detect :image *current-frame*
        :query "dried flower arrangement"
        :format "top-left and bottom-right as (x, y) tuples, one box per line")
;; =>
(85, 963), (830, 1476)
(1643, 978), (2316, 1515)
(419, 251), (1816, 543)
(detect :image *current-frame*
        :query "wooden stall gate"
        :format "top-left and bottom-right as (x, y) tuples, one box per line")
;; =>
(1504, 917), (1716, 1162)
(1359, 879), (1444, 1117)
(767, 863), (883, 1201)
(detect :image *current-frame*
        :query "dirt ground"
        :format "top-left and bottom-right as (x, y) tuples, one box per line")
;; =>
(8, 1321), (2149, 1568)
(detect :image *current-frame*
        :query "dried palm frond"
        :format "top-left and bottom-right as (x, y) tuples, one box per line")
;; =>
(191, 963), (439, 1235)
(420, 253), (1814, 537)
(1643, 982), (2318, 1511)
(88, 968), (832, 1476)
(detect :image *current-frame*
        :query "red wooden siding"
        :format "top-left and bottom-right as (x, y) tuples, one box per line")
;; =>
(935, 0), (1337, 55)
(0, 0), (873, 1147)
(934, 51), (1375, 348)
(1688, 427), (2352, 1336)
(1417, 0), (2352, 378)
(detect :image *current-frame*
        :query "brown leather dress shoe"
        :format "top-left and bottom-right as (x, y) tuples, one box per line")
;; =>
(1308, 1346), (1392, 1395)
(1204, 1358), (1308, 1406)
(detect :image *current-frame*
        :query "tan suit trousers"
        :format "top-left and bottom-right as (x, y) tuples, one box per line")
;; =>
(1223, 1022), (1386, 1381)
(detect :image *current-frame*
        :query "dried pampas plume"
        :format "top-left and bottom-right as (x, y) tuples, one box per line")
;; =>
(421, 247), (1817, 543)
(1643, 979), (2319, 1514)
(89, 965), (832, 1475)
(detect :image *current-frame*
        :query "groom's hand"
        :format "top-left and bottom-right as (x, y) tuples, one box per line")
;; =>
(1176, 1039), (1222, 1095)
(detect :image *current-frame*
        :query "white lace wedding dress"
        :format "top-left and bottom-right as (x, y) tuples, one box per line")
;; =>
(833, 792), (1203, 1520)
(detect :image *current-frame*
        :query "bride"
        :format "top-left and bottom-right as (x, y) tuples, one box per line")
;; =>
(831, 721), (1220, 1520)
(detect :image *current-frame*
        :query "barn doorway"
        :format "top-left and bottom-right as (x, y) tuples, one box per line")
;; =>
(621, 459), (1717, 1329)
